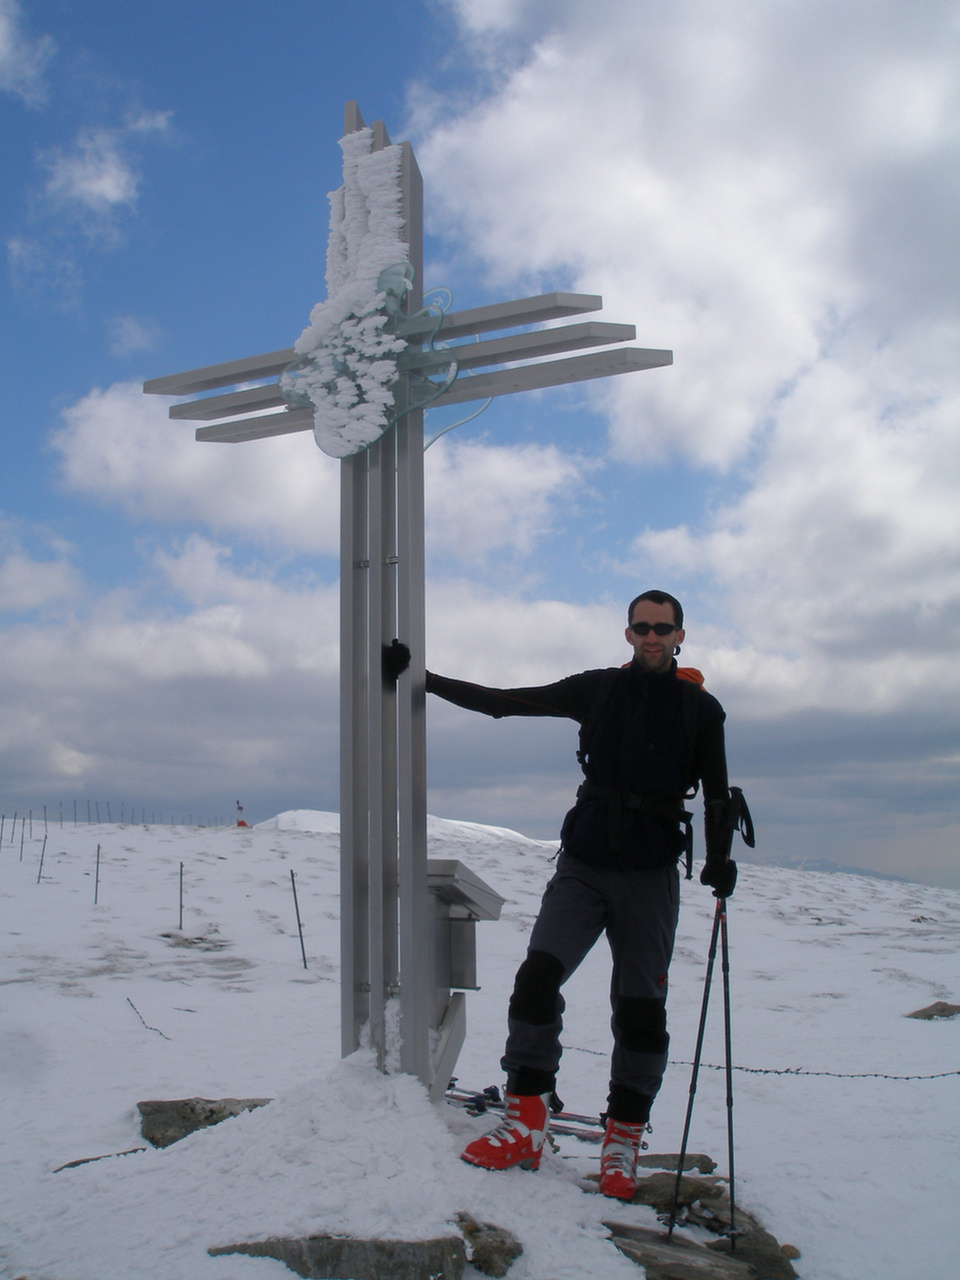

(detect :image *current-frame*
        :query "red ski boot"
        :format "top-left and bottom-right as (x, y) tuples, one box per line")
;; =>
(461, 1092), (551, 1171)
(599, 1117), (647, 1200)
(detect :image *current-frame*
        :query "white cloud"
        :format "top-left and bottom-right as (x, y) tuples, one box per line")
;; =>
(426, 578), (623, 686)
(404, 0), (960, 884)
(0, 552), (78, 613)
(0, 534), (342, 807)
(0, 519), (80, 615)
(44, 127), (138, 210)
(6, 235), (81, 307)
(107, 315), (161, 356)
(151, 535), (339, 676)
(634, 332), (960, 715)
(52, 381), (341, 555)
(418, 35), (847, 466)
(414, 1), (960, 703)
(0, 0), (54, 106)
(53, 382), (590, 572)
(8, 106), (175, 298)
(34, 111), (173, 245)
(6, 0), (956, 886)
(447, 0), (524, 34)
(425, 437), (581, 563)
(420, 0), (958, 468)
(124, 108), (174, 135)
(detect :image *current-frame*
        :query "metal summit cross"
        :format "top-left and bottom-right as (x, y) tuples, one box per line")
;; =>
(144, 102), (672, 1098)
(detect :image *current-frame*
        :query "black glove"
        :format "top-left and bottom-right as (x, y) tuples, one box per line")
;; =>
(382, 639), (411, 683)
(700, 857), (738, 898)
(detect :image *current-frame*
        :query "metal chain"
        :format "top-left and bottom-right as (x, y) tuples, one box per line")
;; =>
(568, 1043), (958, 1080)
(672, 1062), (960, 1081)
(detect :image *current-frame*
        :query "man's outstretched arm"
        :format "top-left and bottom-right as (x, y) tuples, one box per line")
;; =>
(379, 641), (589, 719)
(426, 670), (593, 721)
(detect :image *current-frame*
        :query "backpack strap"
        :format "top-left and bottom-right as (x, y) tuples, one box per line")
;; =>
(679, 679), (700, 796)
(576, 667), (621, 770)
(676, 680), (702, 877)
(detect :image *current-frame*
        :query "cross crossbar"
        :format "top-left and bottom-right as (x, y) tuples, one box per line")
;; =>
(146, 290), (670, 446)
(167, 322), (653, 423)
(143, 348), (296, 397)
(399, 320), (638, 373)
(194, 407), (314, 443)
(395, 290), (603, 340)
(143, 290), (607, 400)
(428, 344), (671, 408)
(188, 342), (671, 443)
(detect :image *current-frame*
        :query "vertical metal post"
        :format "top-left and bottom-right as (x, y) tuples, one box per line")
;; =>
(378, 425), (400, 1026)
(397, 402), (429, 1082)
(340, 450), (370, 1057)
(366, 435), (386, 1064)
(395, 139), (430, 1084)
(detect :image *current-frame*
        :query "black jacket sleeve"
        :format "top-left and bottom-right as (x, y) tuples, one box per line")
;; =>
(695, 694), (729, 804)
(425, 670), (599, 723)
(695, 692), (731, 861)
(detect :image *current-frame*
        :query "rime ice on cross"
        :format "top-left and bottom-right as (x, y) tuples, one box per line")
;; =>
(144, 102), (672, 1098)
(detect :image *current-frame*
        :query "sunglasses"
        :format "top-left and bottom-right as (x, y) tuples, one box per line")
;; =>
(629, 622), (678, 636)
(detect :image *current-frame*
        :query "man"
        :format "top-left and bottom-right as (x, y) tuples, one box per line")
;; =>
(424, 589), (738, 1199)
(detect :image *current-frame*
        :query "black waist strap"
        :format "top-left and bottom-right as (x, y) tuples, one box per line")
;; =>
(575, 782), (695, 877)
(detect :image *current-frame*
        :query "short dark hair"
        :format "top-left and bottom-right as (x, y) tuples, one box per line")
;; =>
(628, 590), (683, 628)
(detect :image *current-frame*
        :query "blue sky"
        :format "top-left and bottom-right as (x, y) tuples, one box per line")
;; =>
(1, 0), (958, 888)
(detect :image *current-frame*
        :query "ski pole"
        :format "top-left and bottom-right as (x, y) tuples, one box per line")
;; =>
(719, 900), (741, 1249)
(666, 897), (723, 1238)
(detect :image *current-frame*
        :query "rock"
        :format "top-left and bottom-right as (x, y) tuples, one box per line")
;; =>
(604, 1222), (754, 1279)
(630, 1172), (727, 1213)
(208, 1234), (466, 1279)
(611, 1172), (799, 1279)
(137, 1096), (271, 1148)
(906, 1001), (960, 1019)
(455, 1212), (523, 1277)
(637, 1152), (718, 1174)
(670, 1188), (797, 1278)
(53, 1146), (147, 1172)
(706, 1227), (798, 1280)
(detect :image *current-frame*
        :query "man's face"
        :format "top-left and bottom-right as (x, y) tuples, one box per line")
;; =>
(625, 599), (685, 673)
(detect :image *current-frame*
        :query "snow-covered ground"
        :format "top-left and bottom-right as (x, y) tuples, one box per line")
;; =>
(1, 811), (957, 1280)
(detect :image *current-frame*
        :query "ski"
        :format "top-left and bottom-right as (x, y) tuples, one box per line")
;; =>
(444, 1083), (606, 1143)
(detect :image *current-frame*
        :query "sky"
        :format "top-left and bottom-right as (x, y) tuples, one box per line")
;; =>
(1, 0), (958, 887)
(1, 812), (958, 1279)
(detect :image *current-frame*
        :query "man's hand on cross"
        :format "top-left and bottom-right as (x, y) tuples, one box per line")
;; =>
(383, 639), (411, 684)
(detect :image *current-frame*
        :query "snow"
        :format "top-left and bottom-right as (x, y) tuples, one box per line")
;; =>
(1, 810), (958, 1279)
(280, 127), (410, 458)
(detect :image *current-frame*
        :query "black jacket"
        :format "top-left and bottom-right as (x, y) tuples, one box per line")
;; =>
(426, 659), (729, 870)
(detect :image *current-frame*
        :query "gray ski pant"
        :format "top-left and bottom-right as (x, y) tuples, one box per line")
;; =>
(501, 853), (681, 1112)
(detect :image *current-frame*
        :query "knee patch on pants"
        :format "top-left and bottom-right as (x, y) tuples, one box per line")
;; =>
(508, 949), (565, 1025)
(613, 995), (669, 1054)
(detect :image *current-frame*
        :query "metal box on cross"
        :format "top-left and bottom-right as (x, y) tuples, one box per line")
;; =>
(143, 101), (672, 1099)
